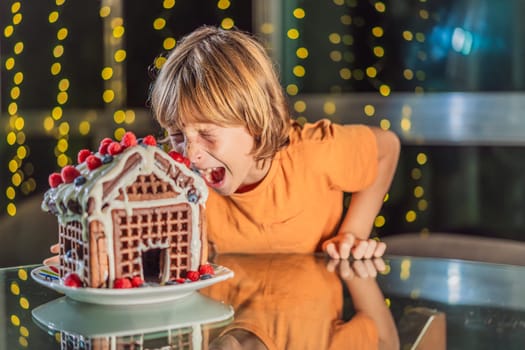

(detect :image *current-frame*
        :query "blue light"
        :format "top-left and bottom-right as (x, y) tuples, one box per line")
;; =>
(451, 27), (473, 55)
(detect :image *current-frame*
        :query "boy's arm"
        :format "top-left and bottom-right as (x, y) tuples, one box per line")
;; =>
(324, 127), (400, 259)
(338, 259), (400, 350)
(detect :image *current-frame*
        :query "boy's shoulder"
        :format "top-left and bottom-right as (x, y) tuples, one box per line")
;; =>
(288, 118), (336, 144)
(288, 118), (371, 144)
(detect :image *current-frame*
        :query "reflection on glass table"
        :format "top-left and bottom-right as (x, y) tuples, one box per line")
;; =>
(378, 256), (525, 350)
(202, 254), (398, 350)
(32, 293), (233, 349)
(1, 254), (524, 349)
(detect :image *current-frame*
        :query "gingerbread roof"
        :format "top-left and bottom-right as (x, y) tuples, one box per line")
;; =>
(42, 142), (208, 234)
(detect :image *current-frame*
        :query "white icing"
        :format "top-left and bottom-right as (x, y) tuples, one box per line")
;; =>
(43, 144), (208, 286)
(192, 325), (203, 350)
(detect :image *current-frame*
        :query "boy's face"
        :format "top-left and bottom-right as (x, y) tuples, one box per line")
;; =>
(170, 123), (266, 196)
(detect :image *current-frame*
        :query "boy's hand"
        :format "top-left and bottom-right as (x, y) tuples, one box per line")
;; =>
(326, 257), (386, 280)
(43, 243), (60, 266)
(322, 233), (386, 260)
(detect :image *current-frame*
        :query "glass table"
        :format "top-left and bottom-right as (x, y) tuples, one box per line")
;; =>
(1, 254), (524, 349)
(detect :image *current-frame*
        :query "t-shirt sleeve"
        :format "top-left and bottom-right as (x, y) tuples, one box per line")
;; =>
(300, 119), (378, 193)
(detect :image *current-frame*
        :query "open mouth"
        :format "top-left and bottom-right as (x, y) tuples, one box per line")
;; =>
(199, 167), (226, 187)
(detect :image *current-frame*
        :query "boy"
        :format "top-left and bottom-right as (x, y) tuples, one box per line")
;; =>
(148, 25), (400, 260)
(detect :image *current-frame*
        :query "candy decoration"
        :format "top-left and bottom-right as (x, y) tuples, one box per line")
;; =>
(74, 176), (86, 186)
(86, 155), (102, 170)
(101, 154), (114, 164)
(73, 175), (87, 186)
(77, 149), (92, 164)
(113, 278), (133, 289)
(142, 135), (157, 146)
(121, 131), (138, 148)
(98, 138), (113, 155)
(131, 276), (144, 287)
(187, 189), (199, 203)
(64, 273), (82, 287)
(168, 150), (184, 163)
(186, 270), (200, 281)
(198, 264), (215, 275)
(61, 165), (81, 184)
(107, 141), (123, 155)
(49, 173), (63, 188)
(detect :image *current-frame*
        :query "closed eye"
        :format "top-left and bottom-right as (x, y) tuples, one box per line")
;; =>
(169, 132), (185, 143)
(169, 132), (186, 153)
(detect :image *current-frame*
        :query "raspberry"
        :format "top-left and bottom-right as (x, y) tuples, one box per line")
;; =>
(113, 278), (132, 289)
(107, 141), (123, 155)
(61, 165), (81, 183)
(101, 137), (113, 145)
(48, 172), (63, 188)
(142, 135), (157, 146)
(86, 155), (102, 170)
(98, 139), (113, 155)
(77, 149), (92, 164)
(168, 151), (184, 163)
(131, 276), (144, 287)
(183, 157), (191, 168)
(174, 278), (186, 284)
(120, 131), (138, 148)
(198, 264), (215, 275)
(64, 273), (82, 287)
(186, 270), (200, 281)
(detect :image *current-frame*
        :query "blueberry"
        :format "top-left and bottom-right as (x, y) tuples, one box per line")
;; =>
(187, 193), (198, 203)
(74, 176), (86, 186)
(102, 154), (114, 164)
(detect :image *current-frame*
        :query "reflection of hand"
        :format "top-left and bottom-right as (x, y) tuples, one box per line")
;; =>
(328, 257), (400, 350)
(43, 243), (60, 266)
(326, 257), (386, 280)
(322, 233), (386, 260)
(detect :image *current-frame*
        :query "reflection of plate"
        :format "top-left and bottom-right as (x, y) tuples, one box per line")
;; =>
(32, 293), (234, 338)
(31, 264), (234, 305)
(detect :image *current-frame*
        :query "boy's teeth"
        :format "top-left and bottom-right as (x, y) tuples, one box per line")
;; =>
(199, 168), (214, 182)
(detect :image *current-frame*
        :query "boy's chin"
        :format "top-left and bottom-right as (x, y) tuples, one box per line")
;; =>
(210, 182), (234, 196)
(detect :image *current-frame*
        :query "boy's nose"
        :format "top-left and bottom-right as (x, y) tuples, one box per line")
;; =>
(186, 143), (203, 164)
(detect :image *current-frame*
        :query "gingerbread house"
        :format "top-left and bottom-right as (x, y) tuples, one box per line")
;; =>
(42, 137), (208, 288)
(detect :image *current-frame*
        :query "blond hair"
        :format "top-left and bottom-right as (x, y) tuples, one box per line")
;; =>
(150, 26), (291, 161)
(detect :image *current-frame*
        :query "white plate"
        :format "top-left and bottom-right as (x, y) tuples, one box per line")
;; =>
(31, 264), (234, 305)
(32, 293), (234, 338)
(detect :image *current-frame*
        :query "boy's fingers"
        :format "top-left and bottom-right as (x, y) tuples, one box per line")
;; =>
(374, 242), (387, 258)
(352, 260), (368, 278)
(338, 259), (354, 280)
(363, 259), (377, 278)
(363, 239), (377, 259)
(338, 233), (355, 260)
(373, 257), (386, 272)
(326, 258), (339, 272)
(324, 242), (340, 260)
(352, 241), (368, 260)
(43, 256), (59, 266)
(50, 243), (59, 254)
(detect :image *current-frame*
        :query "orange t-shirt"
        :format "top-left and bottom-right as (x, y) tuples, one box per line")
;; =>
(201, 254), (379, 350)
(205, 119), (378, 253)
